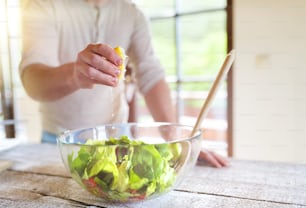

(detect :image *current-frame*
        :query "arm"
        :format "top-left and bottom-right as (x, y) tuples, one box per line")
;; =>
(20, 2), (122, 102)
(21, 63), (77, 102)
(144, 79), (176, 123)
(21, 44), (122, 102)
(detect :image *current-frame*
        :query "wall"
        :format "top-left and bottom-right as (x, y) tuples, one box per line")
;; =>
(233, 0), (306, 163)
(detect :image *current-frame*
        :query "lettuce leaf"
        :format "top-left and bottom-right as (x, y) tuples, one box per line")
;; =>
(68, 136), (178, 201)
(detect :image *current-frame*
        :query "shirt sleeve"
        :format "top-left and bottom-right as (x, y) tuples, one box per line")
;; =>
(127, 8), (165, 95)
(19, 0), (59, 74)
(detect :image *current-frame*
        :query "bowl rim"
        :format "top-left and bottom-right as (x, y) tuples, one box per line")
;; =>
(56, 122), (202, 146)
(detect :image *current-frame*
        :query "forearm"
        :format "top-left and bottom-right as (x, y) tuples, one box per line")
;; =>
(21, 44), (123, 102)
(21, 63), (78, 102)
(144, 79), (176, 123)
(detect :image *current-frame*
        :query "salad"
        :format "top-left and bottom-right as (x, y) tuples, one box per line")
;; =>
(67, 136), (182, 201)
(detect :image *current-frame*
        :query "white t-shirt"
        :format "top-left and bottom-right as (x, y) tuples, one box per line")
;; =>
(20, 0), (165, 135)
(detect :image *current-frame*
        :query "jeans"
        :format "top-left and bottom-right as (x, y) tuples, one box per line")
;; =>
(41, 131), (57, 144)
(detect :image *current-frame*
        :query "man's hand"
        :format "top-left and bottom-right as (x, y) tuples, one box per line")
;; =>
(74, 43), (123, 89)
(198, 150), (229, 168)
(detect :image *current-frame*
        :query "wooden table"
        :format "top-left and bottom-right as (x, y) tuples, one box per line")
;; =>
(0, 144), (305, 208)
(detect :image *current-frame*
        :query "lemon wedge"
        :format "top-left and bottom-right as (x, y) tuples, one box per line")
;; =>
(114, 46), (127, 80)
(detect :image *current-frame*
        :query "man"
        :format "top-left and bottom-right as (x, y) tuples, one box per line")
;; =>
(20, 0), (228, 168)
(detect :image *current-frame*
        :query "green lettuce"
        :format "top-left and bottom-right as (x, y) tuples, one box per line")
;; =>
(68, 136), (181, 201)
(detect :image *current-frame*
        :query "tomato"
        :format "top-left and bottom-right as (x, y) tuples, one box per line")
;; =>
(136, 194), (146, 200)
(83, 177), (97, 188)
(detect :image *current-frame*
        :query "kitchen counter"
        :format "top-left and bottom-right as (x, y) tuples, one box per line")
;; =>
(0, 144), (305, 208)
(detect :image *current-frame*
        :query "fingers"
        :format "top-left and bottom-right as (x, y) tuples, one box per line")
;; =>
(198, 150), (230, 168)
(75, 62), (117, 87)
(199, 151), (222, 168)
(79, 50), (120, 78)
(211, 151), (230, 167)
(90, 44), (122, 66)
(75, 43), (123, 88)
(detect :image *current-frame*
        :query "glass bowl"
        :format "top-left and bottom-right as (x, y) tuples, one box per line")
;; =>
(57, 122), (201, 202)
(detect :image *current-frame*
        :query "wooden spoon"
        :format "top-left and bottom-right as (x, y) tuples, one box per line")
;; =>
(191, 50), (236, 137)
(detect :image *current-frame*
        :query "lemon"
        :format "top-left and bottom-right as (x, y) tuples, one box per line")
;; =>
(114, 46), (126, 80)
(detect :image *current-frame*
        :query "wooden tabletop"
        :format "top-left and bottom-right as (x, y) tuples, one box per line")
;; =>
(0, 144), (305, 208)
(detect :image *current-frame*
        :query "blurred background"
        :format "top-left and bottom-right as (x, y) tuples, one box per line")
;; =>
(0, 0), (305, 164)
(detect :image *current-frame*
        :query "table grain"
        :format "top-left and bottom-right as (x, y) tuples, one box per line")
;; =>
(0, 144), (305, 208)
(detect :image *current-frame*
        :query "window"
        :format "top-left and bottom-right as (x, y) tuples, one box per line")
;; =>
(0, 0), (21, 139)
(133, 0), (231, 156)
